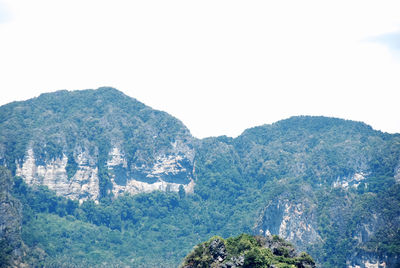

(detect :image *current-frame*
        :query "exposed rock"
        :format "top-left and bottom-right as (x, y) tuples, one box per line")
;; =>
(106, 142), (195, 198)
(0, 167), (25, 267)
(254, 196), (321, 253)
(1, 87), (197, 202)
(180, 234), (316, 268)
(394, 159), (400, 183)
(2, 88), (400, 267)
(15, 145), (195, 202)
(259, 235), (297, 258)
(352, 214), (382, 245)
(347, 251), (390, 268)
(107, 147), (127, 168)
(347, 212), (400, 268)
(333, 172), (367, 189)
(220, 255), (245, 268)
(16, 148), (99, 202)
(209, 238), (227, 262)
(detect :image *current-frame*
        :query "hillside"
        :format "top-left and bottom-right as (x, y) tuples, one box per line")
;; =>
(180, 234), (315, 268)
(0, 167), (24, 267)
(1, 88), (399, 267)
(0, 87), (195, 202)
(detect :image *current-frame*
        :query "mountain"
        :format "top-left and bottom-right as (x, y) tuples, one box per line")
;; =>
(1, 88), (399, 267)
(195, 116), (400, 267)
(0, 87), (195, 202)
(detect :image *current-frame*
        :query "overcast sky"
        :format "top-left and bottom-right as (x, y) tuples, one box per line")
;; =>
(1, 0), (400, 138)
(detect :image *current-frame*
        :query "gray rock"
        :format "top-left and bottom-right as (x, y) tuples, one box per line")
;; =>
(209, 238), (227, 262)
(0, 167), (24, 266)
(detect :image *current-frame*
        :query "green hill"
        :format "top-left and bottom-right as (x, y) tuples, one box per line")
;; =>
(1, 88), (399, 267)
(180, 234), (315, 268)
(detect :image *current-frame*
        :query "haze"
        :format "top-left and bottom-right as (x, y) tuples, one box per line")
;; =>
(1, 0), (400, 138)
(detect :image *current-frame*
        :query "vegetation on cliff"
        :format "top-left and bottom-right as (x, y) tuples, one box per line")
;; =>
(0, 167), (25, 267)
(180, 234), (315, 268)
(1, 88), (400, 267)
(0, 87), (193, 200)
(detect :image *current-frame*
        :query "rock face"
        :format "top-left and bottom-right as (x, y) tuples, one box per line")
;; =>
(2, 89), (400, 267)
(253, 187), (400, 267)
(14, 143), (195, 202)
(0, 167), (24, 266)
(394, 159), (400, 183)
(16, 148), (99, 201)
(1, 88), (196, 202)
(333, 172), (367, 189)
(254, 197), (321, 253)
(107, 141), (195, 198)
(347, 211), (400, 268)
(347, 251), (389, 268)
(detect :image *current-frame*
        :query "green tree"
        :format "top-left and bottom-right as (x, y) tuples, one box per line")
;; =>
(179, 185), (186, 199)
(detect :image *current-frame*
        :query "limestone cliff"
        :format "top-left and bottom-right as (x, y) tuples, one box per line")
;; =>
(106, 140), (195, 198)
(2, 90), (400, 267)
(394, 159), (400, 183)
(14, 142), (195, 202)
(16, 148), (99, 201)
(1, 88), (196, 202)
(254, 195), (321, 253)
(253, 178), (400, 267)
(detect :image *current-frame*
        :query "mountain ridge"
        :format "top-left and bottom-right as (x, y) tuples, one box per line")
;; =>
(1, 87), (399, 267)
(1, 87), (196, 201)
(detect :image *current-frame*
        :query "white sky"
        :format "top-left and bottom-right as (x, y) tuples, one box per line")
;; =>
(1, 0), (400, 138)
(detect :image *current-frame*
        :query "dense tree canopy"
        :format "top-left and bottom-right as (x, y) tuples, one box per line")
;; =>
(1, 88), (400, 267)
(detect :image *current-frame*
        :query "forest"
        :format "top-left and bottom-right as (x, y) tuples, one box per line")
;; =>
(1, 88), (400, 267)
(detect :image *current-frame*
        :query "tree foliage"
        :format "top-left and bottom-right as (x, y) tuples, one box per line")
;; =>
(1, 89), (400, 267)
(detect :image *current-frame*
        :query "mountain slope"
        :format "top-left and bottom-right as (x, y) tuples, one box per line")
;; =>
(0, 87), (196, 201)
(0, 167), (24, 267)
(194, 116), (400, 267)
(1, 88), (399, 267)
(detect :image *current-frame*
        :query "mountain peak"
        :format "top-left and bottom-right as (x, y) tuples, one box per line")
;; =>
(0, 88), (195, 201)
